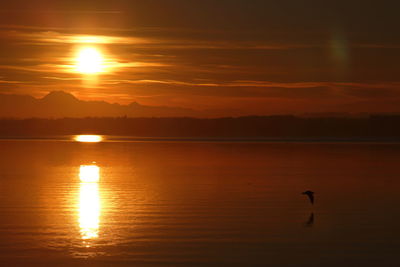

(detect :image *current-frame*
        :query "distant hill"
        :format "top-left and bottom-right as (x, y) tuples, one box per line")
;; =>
(0, 91), (200, 118)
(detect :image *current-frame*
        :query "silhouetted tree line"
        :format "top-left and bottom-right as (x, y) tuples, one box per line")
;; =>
(0, 115), (399, 139)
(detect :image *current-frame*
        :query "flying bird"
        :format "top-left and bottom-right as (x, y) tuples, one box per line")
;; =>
(302, 191), (315, 204)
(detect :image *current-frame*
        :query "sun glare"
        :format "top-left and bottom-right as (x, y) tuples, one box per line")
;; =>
(79, 165), (100, 183)
(76, 47), (104, 74)
(74, 135), (103, 143)
(79, 182), (100, 240)
(79, 164), (101, 241)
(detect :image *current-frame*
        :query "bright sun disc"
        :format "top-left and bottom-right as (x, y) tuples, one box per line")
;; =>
(76, 47), (104, 74)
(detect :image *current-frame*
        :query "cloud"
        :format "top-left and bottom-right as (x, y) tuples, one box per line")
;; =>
(42, 76), (82, 81)
(0, 27), (318, 51)
(2, 30), (151, 45)
(104, 79), (374, 89)
(0, 79), (26, 84)
(97, 79), (400, 100)
(0, 23), (399, 115)
(333, 82), (400, 98)
(354, 44), (400, 49)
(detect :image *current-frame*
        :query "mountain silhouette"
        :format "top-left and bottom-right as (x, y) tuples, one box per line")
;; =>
(0, 91), (200, 118)
(41, 91), (80, 103)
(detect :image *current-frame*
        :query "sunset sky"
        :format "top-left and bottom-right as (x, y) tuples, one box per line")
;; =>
(0, 0), (399, 116)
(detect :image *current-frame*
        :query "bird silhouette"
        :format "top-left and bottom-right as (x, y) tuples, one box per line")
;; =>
(302, 191), (315, 204)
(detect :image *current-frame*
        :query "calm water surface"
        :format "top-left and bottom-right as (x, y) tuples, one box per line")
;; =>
(0, 140), (400, 266)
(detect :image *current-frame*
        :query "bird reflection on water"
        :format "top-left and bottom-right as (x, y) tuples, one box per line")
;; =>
(304, 213), (315, 227)
(302, 191), (315, 227)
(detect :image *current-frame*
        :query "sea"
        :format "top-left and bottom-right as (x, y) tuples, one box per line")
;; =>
(0, 136), (399, 266)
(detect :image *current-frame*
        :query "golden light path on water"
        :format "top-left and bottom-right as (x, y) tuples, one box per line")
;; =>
(79, 164), (101, 243)
(74, 135), (103, 143)
(80, 165), (100, 183)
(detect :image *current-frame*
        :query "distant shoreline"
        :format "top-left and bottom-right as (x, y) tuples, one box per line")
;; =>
(1, 116), (400, 141)
(1, 135), (400, 144)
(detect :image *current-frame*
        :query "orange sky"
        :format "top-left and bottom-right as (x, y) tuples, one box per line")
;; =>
(0, 0), (399, 116)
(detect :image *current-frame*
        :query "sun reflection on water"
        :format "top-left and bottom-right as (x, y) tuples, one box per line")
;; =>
(74, 135), (103, 143)
(79, 164), (101, 244)
(79, 165), (100, 183)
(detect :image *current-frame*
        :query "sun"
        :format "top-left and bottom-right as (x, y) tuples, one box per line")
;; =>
(76, 47), (104, 74)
